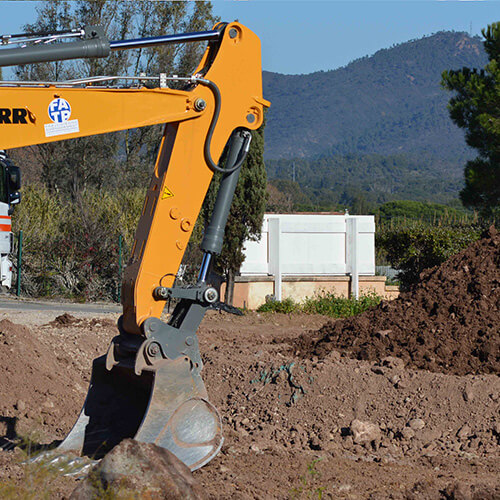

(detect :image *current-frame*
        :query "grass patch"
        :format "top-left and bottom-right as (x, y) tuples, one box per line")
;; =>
(257, 291), (381, 318)
(290, 458), (325, 499)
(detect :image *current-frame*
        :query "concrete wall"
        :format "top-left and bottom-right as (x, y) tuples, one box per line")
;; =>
(221, 275), (399, 310)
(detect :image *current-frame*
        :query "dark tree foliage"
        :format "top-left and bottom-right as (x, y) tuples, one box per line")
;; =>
(13, 0), (217, 198)
(376, 200), (472, 224)
(203, 122), (267, 305)
(266, 152), (465, 209)
(442, 23), (500, 216)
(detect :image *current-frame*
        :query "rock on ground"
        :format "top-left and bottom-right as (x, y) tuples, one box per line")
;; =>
(350, 419), (381, 447)
(70, 439), (203, 500)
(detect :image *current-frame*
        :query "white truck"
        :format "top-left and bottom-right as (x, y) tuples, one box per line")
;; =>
(0, 151), (20, 288)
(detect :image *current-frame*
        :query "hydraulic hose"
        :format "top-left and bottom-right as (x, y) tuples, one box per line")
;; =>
(196, 77), (252, 174)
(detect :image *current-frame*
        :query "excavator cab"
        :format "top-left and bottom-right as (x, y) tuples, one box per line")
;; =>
(0, 22), (268, 471)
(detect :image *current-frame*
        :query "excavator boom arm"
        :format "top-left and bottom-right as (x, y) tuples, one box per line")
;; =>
(0, 22), (268, 334)
(0, 21), (269, 471)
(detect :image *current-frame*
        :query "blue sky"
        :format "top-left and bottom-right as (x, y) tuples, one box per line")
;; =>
(1, 1), (499, 74)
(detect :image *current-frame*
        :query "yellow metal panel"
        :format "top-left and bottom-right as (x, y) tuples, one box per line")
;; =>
(0, 87), (201, 149)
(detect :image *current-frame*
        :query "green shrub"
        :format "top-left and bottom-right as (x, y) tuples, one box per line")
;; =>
(256, 291), (381, 317)
(12, 186), (144, 300)
(302, 290), (381, 317)
(377, 221), (482, 290)
(257, 297), (298, 314)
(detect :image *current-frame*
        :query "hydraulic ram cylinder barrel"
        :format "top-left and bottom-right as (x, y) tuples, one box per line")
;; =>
(201, 130), (249, 255)
(0, 29), (220, 68)
(0, 38), (110, 67)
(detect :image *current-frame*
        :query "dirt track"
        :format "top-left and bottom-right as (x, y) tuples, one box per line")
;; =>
(0, 309), (498, 499)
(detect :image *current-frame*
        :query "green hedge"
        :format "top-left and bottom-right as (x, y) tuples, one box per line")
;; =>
(257, 291), (381, 318)
(376, 221), (482, 290)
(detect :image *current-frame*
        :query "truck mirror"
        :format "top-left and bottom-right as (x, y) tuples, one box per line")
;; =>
(8, 165), (21, 191)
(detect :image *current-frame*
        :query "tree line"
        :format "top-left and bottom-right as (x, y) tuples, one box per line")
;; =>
(6, 3), (499, 302)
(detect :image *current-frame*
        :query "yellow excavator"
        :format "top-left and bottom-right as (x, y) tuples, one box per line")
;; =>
(0, 22), (269, 470)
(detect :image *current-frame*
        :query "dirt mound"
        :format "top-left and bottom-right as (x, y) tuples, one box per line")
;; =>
(0, 317), (115, 445)
(48, 313), (115, 330)
(296, 226), (499, 375)
(50, 313), (81, 327)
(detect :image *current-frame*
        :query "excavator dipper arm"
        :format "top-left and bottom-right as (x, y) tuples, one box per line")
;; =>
(0, 22), (269, 470)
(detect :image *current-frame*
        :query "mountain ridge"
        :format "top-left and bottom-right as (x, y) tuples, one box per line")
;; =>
(263, 31), (488, 161)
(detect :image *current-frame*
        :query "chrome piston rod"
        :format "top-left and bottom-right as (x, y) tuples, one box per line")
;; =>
(109, 30), (220, 51)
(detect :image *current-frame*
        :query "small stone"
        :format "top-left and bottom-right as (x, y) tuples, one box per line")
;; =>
(457, 425), (471, 440)
(396, 379), (407, 389)
(327, 350), (341, 362)
(343, 436), (354, 449)
(250, 444), (260, 452)
(309, 436), (322, 450)
(389, 374), (401, 385)
(401, 427), (415, 440)
(463, 385), (474, 402)
(417, 428), (442, 445)
(350, 419), (381, 446)
(338, 484), (351, 492)
(381, 356), (405, 370)
(408, 418), (425, 431)
(15, 400), (26, 412)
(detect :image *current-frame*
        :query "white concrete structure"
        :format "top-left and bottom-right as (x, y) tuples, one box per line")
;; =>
(240, 213), (375, 300)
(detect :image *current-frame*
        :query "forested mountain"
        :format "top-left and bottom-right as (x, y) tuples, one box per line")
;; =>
(266, 153), (463, 207)
(263, 31), (487, 161)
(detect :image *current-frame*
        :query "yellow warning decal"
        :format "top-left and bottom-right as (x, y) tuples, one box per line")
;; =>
(162, 187), (174, 200)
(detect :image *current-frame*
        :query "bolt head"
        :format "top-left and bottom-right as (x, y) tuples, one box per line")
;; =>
(147, 342), (160, 356)
(194, 98), (206, 112)
(229, 28), (238, 39)
(204, 287), (218, 304)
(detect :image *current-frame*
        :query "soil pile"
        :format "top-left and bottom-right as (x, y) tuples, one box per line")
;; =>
(296, 226), (499, 375)
(0, 317), (115, 443)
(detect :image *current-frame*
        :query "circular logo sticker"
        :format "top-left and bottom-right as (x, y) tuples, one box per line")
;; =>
(48, 98), (71, 123)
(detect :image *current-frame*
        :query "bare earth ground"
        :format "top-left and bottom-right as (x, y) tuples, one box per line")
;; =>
(0, 308), (498, 499)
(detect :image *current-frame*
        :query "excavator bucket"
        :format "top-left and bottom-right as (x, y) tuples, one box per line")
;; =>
(55, 351), (223, 471)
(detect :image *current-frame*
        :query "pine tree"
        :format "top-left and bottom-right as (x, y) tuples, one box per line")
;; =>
(441, 23), (500, 216)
